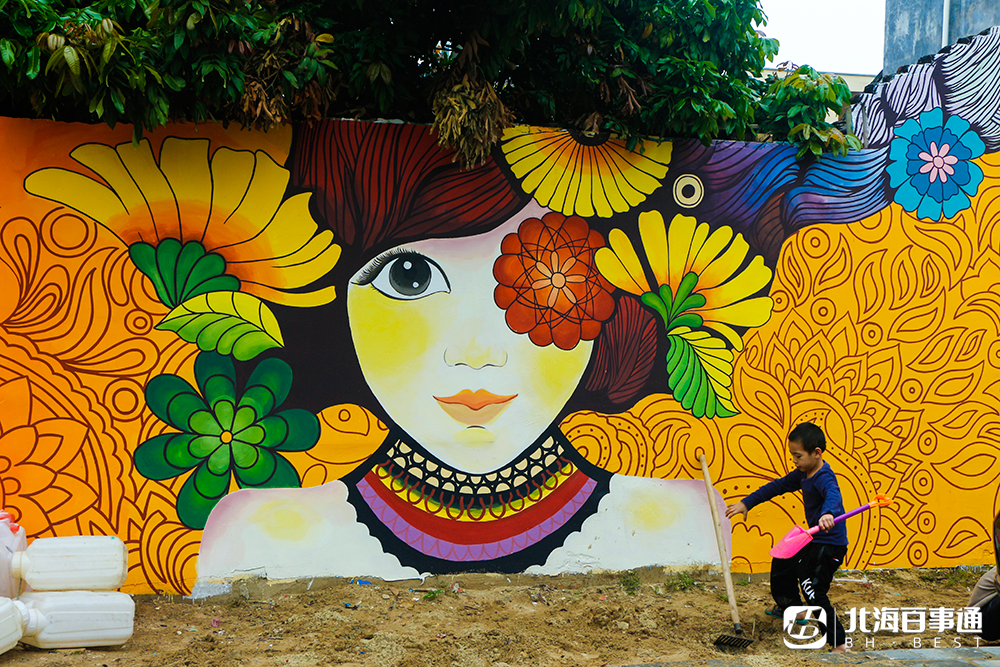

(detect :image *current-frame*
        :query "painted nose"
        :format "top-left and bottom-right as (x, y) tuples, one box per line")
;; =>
(444, 338), (507, 370)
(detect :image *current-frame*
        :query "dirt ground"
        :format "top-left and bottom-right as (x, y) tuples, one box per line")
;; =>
(0, 568), (991, 667)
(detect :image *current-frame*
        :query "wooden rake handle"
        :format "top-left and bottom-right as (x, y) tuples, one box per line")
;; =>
(699, 453), (742, 632)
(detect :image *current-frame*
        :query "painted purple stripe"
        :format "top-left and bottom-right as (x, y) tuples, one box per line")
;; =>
(358, 477), (597, 561)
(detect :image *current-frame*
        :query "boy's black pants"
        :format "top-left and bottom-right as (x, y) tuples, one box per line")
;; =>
(982, 595), (1000, 641)
(771, 542), (848, 647)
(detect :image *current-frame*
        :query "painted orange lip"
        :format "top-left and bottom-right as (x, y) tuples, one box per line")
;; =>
(434, 390), (517, 427)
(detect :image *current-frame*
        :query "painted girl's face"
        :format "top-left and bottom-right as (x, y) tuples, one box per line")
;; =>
(347, 202), (593, 473)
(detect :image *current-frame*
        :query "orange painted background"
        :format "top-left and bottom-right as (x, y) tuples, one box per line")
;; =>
(0, 115), (998, 594)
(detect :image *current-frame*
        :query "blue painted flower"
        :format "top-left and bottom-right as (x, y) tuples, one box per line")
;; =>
(887, 108), (986, 220)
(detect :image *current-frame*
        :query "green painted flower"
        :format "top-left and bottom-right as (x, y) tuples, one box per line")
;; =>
(134, 352), (319, 529)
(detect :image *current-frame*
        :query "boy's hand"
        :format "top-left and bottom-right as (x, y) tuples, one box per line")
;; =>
(725, 501), (748, 521)
(819, 513), (835, 531)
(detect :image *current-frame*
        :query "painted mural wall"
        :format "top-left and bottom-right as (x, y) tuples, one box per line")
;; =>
(2, 27), (1000, 596)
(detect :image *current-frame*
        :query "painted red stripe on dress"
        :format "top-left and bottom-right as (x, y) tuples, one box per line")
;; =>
(362, 469), (590, 544)
(358, 476), (596, 560)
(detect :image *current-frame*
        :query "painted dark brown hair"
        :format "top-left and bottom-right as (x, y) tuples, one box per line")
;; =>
(271, 119), (660, 421)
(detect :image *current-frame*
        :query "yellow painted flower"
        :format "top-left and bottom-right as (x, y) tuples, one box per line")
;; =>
(25, 137), (340, 307)
(500, 126), (672, 218)
(595, 211), (773, 351)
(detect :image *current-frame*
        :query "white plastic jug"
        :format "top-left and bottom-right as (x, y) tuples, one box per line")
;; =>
(0, 598), (23, 654)
(15, 591), (135, 648)
(0, 513), (26, 598)
(9, 536), (128, 591)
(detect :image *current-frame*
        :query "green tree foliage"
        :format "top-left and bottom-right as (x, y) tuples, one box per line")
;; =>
(0, 0), (341, 131)
(0, 1), (855, 164)
(757, 65), (863, 158)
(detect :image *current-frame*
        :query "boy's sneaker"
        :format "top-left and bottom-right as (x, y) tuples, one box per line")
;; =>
(765, 605), (808, 625)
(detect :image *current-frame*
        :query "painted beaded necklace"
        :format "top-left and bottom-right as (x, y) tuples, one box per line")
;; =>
(348, 428), (609, 570)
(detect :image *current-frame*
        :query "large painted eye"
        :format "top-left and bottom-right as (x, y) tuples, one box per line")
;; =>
(369, 253), (450, 300)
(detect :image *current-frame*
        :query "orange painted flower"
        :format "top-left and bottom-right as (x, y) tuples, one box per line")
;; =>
(0, 377), (97, 536)
(493, 212), (615, 350)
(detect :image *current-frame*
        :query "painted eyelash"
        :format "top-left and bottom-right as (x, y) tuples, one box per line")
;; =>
(353, 247), (420, 286)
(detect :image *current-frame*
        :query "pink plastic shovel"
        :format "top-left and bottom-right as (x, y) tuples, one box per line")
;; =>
(769, 495), (893, 559)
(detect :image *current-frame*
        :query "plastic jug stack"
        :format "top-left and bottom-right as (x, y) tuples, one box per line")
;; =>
(0, 529), (134, 653)
(0, 512), (26, 599)
(9, 535), (129, 592)
(0, 592), (134, 650)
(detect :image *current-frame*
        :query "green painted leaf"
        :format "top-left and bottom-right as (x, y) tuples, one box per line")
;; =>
(232, 405), (258, 432)
(129, 242), (170, 305)
(664, 329), (739, 419)
(235, 425), (265, 445)
(239, 358), (293, 416)
(195, 352), (237, 408)
(235, 451), (300, 489)
(195, 460), (230, 498)
(641, 291), (670, 328)
(187, 434), (220, 459)
(128, 240), (238, 308)
(174, 240), (205, 298)
(176, 464), (229, 529)
(155, 238), (182, 305)
(260, 409), (320, 452)
(177, 248), (238, 302)
(134, 433), (199, 480)
(231, 441), (259, 467)
(156, 292), (284, 361)
(233, 446), (276, 486)
(207, 445), (232, 474)
(188, 409), (223, 436)
(144, 374), (206, 430)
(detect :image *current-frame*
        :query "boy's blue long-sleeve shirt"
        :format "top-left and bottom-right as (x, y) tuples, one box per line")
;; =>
(742, 462), (848, 547)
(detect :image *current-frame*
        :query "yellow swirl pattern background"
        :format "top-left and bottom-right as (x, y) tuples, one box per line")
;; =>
(565, 151), (1000, 573)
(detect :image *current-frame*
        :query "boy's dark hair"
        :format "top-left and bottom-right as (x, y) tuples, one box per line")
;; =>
(789, 422), (826, 452)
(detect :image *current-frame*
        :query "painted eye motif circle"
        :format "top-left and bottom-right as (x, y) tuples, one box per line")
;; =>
(673, 174), (704, 208)
(371, 253), (450, 300)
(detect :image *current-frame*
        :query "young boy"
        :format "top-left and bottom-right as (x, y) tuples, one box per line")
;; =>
(970, 567), (1000, 640)
(725, 422), (850, 652)
(968, 510), (1000, 641)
